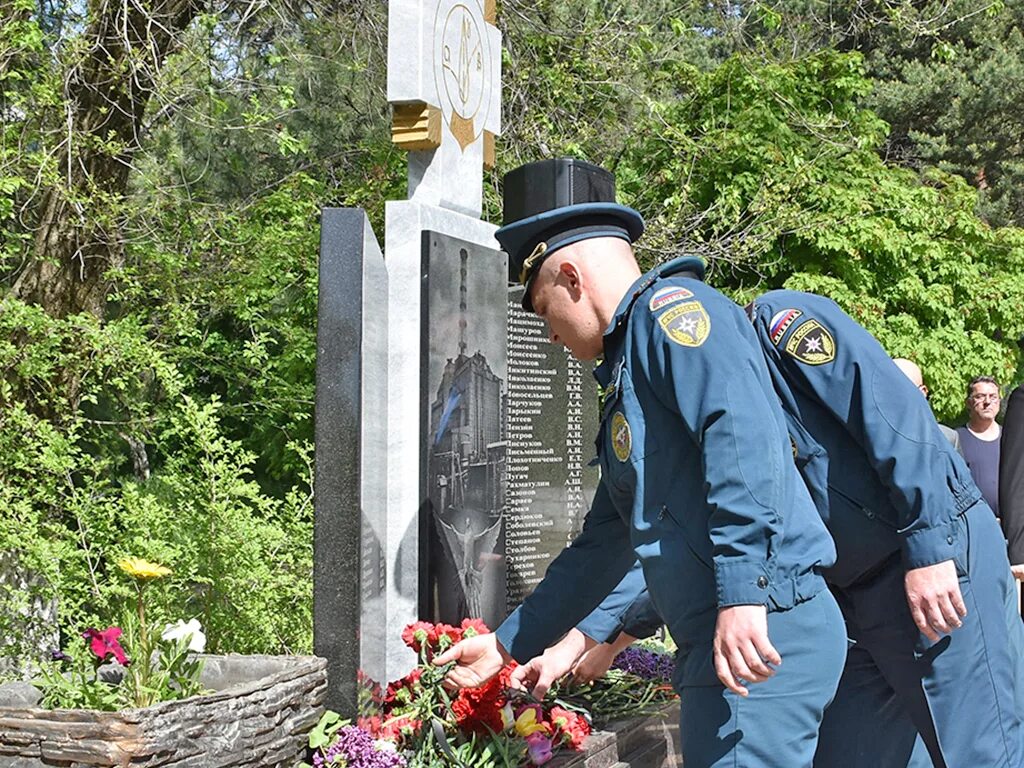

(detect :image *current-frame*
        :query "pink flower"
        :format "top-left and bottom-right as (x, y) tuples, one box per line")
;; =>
(526, 732), (554, 765)
(82, 627), (129, 665)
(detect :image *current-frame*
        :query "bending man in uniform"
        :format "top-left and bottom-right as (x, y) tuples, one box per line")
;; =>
(530, 281), (1024, 767)
(434, 158), (847, 768)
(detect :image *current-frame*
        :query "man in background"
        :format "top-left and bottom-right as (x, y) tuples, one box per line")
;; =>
(957, 376), (1002, 516)
(893, 358), (962, 455)
(1000, 381), (1024, 615)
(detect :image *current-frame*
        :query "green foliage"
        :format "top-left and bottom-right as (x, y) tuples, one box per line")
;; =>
(866, 0), (1024, 226)
(37, 626), (207, 711)
(35, 653), (125, 711)
(614, 50), (1024, 419)
(0, 296), (313, 668)
(5, 0), (1024, 679)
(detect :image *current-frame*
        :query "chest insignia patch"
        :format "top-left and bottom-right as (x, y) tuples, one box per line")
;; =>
(785, 319), (836, 365)
(649, 286), (694, 312)
(611, 411), (632, 462)
(658, 301), (711, 347)
(769, 308), (802, 346)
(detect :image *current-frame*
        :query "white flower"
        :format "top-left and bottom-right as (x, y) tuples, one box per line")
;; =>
(374, 739), (397, 753)
(161, 618), (206, 653)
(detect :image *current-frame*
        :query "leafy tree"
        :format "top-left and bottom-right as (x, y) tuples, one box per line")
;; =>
(615, 50), (1024, 418)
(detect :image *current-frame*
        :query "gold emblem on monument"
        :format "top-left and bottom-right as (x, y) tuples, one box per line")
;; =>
(433, 1), (494, 152)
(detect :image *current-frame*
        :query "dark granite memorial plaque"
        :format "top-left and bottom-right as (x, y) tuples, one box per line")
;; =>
(314, 208), (387, 716)
(419, 227), (602, 629)
(420, 231), (508, 631)
(505, 288), (600, 611)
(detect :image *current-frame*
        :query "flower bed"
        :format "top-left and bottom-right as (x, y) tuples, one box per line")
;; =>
(303, 621), (678, 768)
(0, 654), (327, 767)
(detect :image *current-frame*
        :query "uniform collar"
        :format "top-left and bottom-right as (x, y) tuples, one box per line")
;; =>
(594, 255), (705, 388)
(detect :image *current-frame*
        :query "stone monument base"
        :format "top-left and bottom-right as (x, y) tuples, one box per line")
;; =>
(0, 655), (326, 767)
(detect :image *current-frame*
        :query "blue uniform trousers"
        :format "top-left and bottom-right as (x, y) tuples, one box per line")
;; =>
(814, 501), (1024, 768)
(681, 590), (847, 768)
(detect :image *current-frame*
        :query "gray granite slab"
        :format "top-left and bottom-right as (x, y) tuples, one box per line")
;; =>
(314, 208), (388, 714)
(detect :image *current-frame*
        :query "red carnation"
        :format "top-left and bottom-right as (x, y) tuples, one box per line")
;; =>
(451, 664), (515, 735)
(357, 715), (382, 735)
(384, 667), (423, 705)
(378, 714), (422, 743)
(549, 706), (591, 750)
(460, 617), (490, 638)
(401, 621), (435, 653)
(435, 623), (463, 650)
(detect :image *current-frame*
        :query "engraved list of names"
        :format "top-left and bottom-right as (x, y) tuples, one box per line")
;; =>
(505, 292), (600, 613)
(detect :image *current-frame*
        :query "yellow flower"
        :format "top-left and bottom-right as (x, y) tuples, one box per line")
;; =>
(514, 707), (548, 737)
(118, 557), (172, 580)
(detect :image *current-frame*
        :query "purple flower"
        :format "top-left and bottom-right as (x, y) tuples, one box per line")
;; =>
(526, 733), (554, 765)
(611, 646), (675, 682)
(316, 725), (406, 768)
(50, 649), (72, 663)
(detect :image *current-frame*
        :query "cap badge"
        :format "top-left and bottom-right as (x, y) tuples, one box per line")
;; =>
(519, 241), (548, 285)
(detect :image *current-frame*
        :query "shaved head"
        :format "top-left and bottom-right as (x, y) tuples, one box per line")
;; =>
(527, 237), (641, 361)
(893, 358), (924, 388)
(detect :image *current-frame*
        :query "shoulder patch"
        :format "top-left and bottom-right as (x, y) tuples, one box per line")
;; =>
(785, 319), (836, 365)
(611, 411), (632, 462)
(658, 301), (710, 347)
(649, 286), (694, 312)
(769, 308), (802, 346)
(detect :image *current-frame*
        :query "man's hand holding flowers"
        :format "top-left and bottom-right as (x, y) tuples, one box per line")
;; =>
(434, 631), (511, 690)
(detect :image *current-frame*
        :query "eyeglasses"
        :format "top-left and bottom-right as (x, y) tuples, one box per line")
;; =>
(969, 394), (1000, 404)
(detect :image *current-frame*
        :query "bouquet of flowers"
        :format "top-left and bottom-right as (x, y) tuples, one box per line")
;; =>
(304, 619), (677, 768)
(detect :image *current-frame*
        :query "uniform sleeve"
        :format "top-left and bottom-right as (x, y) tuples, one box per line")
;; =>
(1000, 385), (1024, 565)
(575, 560), (661, 642)
(641, 292), (785, 607)
(765, 296), (962, 570)
(496, 479), (636, 662)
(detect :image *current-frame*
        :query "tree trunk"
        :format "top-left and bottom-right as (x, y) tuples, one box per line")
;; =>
(11, 0), (203, 319)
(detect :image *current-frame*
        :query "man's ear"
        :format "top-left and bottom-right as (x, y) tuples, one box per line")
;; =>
(558, 259), (583, 296)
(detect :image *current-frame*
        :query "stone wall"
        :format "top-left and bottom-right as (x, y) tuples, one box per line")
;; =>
(0, 655), (326, 767)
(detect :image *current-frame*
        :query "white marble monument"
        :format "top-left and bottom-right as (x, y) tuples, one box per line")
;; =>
(384, 0), (502, 678)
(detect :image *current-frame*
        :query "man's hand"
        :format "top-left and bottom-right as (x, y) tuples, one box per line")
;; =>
(434, 633), (510, 690)
(572, 631), (637, 684)
(713, 605), (780, 697)
(510, 628), (593, 699)
(904, 559), (967, 643)
(1011, 564), (1024, 582)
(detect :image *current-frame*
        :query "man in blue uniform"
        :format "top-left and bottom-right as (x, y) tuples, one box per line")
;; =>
(539, 286), (1024, 767)
(749, 290), (1024, 767)
(435, 159), (847, 767)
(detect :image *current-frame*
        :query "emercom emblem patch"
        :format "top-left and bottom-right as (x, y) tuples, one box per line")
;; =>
(785, 319), (836, 365)
(658, 301), (710, 347)
(611, 412), (632, 462)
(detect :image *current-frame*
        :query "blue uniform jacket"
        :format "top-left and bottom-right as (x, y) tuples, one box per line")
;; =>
(582, 287), (985, 641)
(496, 259), (836, 684)
(751, 290), (979, 586)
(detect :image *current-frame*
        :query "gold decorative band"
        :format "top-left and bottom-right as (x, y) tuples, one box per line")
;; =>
(391, 102), (441, 151)
(483, 131), (496, 170)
